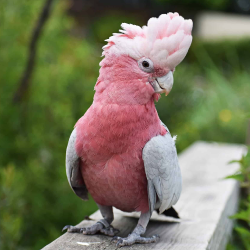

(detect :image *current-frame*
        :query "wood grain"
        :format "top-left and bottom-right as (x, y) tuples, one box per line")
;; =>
(42, 141), (245, 250)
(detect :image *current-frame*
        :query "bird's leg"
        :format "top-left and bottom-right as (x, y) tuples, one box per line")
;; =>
(62, 204), (119, 236)
(112, 211), (159, 247)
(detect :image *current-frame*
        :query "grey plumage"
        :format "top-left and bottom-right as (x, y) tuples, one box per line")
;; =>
(66, 129), (88, 200)
(142, 123), (182, 215)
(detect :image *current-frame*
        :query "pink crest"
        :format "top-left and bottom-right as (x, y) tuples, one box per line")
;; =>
(102, 13), (193, 70)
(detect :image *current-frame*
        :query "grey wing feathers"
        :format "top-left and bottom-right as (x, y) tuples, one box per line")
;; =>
(142, 124), (182, 215)
(66, 129), (88, 200)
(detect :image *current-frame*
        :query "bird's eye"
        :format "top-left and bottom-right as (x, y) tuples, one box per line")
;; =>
(138, 58), (154, 73)
(142, 61), (149, 68)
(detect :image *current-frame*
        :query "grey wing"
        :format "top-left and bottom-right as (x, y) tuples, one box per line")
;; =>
(142, 123), (182, 215)
(66, 128), (88, 200)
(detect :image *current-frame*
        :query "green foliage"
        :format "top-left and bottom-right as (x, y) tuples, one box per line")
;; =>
(158, 39), (250, 152)
(1, 1), (250, 249)
(155, 0), (230, 10)
(0, 1), (98, 249)
(226, 148), (250, 250)
(0, 165), (24, 250)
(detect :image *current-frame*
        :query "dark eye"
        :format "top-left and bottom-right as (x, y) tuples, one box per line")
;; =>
(142, 61), (149, 68)
(138, 58), (154, 73)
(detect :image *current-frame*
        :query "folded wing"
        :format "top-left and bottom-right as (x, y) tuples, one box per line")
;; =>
(66, 129), (88, 200)
(142, 123), (182, 215)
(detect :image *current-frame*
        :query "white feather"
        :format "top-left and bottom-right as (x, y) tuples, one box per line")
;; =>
(166, 16), (184, 36)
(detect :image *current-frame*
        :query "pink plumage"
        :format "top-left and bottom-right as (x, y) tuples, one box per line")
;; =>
(75, 55), (166, 213)
(74, 13), (192, 214)
(64, 12), (193, 247)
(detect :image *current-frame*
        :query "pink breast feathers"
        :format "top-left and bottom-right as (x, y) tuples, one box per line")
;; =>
(75, 101), (164, 213)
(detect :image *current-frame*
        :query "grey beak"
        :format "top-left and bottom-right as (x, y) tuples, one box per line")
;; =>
(155, 71), (173, 95)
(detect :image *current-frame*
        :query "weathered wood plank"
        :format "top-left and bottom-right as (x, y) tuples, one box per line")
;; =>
(42, 141), (245, 250)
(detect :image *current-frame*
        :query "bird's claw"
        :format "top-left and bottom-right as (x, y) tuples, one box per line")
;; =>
(62, 222), (119, 236)
(62, 225), (70, 232)
(111, 236), (120, 242)
(100, 225), (119, 236)
(112, 233), (160, 247)
(62, 225), (82, 233)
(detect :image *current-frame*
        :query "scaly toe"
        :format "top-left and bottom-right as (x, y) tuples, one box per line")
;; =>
(116, 239), (125, 247)
(114, 233), (160, 247)
(81, 224), (102, 235)
(116, 237), (135, 247)
(62, 225), (82, 233)
(62, 222), (120, 237)
(100, 226), (120, 236)
(135, 235), (160, 244)
(111, 236), (121, 242)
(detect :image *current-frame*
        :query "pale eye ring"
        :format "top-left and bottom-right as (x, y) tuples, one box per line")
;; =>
(138, 58), (154, 73)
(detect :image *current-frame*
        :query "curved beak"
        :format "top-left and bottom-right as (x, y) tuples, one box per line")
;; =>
(153, 71), (173, 96)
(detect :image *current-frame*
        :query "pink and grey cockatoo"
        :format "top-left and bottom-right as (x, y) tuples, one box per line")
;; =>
(63, 13), (192, 247)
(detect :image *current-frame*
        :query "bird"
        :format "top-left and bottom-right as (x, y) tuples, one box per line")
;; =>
(62, 12), (193, 247)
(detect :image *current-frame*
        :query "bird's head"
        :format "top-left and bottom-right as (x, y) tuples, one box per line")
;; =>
(95, 13), (193, 105)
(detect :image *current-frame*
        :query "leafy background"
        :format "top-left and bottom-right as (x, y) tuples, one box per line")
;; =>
(0, 0), (250, 249)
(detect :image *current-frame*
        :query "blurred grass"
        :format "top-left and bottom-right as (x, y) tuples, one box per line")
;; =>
(0, 1), (250, 249)
(158, 39), (250, 150)
(226, 148), (250, 250)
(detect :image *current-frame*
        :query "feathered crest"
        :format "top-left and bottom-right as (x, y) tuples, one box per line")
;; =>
(102, 13), (193, 70)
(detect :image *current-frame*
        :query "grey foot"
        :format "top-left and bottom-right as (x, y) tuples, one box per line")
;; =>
(62, 223), (119, 236)
(112, 233), (159, 247)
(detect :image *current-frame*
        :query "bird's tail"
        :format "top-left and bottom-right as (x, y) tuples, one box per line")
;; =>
(156, 206), (180, 219)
